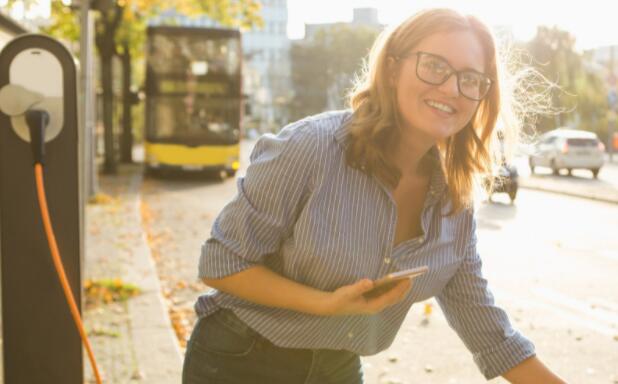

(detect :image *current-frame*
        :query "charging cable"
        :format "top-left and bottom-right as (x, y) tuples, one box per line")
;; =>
(27, 110), (103, 384)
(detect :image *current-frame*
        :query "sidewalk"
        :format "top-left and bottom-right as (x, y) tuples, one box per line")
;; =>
(84, 163), (182, 383)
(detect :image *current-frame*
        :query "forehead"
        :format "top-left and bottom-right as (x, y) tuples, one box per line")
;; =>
(413, 31), (486, 73)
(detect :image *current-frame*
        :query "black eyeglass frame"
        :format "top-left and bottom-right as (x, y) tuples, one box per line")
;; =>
(395, 51), (493, 101)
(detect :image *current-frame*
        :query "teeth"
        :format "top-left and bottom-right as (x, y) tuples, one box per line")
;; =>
(427, 100), (454, 113)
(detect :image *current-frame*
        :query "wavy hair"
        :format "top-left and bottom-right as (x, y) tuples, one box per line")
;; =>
(346, 8), (510, 214)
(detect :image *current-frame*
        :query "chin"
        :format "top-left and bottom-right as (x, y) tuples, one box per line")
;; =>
(424, 124), (459, 140)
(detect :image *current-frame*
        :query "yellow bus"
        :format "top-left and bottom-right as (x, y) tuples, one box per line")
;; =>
(144, 25), (242, 178)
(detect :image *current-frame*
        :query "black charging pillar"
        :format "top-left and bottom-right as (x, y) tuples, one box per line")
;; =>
(0, 35), (83, 383)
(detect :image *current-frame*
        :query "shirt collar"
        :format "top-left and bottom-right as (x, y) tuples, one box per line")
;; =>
(334, 110), (353, 148)
(335, 114), (447, 204)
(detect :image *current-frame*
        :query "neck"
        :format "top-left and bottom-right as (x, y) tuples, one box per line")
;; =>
(393, 128), (436, 178)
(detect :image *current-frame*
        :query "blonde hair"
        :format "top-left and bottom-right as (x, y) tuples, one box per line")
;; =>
(346, 8), (514, 214)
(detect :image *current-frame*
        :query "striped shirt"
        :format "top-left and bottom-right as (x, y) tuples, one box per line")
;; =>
(195, 110), (535, 379)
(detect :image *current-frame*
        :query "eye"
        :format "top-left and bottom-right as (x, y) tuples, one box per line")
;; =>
(422, 57), (448, 74)
(460, 72), (481, 87)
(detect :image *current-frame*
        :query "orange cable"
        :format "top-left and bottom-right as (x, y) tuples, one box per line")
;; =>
(34, 163), (103, 384)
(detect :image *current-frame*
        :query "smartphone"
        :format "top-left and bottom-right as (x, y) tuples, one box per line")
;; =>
(363, 265), (429, 299)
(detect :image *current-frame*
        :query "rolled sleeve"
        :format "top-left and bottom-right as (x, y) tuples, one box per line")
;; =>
(198, 120), (317, 279)
(436, 212), (535, 380)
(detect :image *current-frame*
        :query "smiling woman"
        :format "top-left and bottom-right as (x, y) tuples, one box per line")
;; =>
(184, 8), (566, 384)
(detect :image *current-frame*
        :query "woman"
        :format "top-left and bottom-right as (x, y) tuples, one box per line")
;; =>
(183, 8), (567, 384)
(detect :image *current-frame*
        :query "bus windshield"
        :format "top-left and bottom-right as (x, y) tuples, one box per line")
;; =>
(145, 27), (241, 145)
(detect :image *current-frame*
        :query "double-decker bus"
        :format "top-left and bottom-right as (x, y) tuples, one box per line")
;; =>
(144, 25), (242, 178)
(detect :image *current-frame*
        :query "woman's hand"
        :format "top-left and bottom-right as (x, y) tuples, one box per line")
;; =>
(317, 278), (413, 316)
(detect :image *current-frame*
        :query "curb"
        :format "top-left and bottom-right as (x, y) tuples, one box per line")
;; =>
(519, 182), (618, 205)
(123, 165), (183, 382)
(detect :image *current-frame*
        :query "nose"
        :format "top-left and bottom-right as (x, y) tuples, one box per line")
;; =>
(436, 74), (459, 98)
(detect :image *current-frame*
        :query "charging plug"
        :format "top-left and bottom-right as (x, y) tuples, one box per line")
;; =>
(25, 109), (49, 165)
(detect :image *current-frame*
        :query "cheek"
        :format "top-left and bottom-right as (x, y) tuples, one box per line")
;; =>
(396, 75), (425, 112)
(458, 103), (480, 126)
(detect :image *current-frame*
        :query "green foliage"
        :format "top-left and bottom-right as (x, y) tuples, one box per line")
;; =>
(290, 24), (379, 120)
(525, 26), (609, 140)
(41, 0), (80, 42)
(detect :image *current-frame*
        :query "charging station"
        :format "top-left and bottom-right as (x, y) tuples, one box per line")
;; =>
(0, 34), (83, 383)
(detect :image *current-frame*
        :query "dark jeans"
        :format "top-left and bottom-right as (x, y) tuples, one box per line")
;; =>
(182, 308), (364, 384)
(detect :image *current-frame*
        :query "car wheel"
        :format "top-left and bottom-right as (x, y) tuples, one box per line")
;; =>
(551, 160), (559, 175)
(509, 186), (517, 203)
(591, 168), (600, 178)
(529, 158), (536, 174)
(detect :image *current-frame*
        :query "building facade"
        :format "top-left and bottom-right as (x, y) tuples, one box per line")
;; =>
(241, 0), (291, 132)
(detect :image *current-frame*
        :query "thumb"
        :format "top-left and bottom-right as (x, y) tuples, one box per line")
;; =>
(354, 279), (374, 294)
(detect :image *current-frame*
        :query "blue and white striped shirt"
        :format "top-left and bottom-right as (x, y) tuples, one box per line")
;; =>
(195, 110), (535, 379)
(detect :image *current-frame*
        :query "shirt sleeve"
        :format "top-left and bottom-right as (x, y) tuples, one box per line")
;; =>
(436, 210), (536, 380)
(198, 119), (317, 280)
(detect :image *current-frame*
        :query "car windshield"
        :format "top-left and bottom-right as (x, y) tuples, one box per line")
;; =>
(567, 138), (598, 147)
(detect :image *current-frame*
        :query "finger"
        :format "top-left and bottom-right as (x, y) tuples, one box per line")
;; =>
(352, 279), (374, 296)
(366, 280), (408, 309)
(395, 279), (413, 300)
(380, 279), (412, 306)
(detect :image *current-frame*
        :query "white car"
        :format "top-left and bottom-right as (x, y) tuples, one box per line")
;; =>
(529, 128), (605, 178)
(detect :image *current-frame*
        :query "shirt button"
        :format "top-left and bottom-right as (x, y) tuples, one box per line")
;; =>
(384, 257), (391, 264)
(347, 332), (354, 338)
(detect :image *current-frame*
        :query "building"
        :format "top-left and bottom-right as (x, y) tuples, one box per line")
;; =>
(585, 45), (618, 82)
(304, 7), (383, 40)
(241, 0), (291, 132)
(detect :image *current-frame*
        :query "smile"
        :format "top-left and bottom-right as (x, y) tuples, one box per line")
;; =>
(425, 99), (456, 114)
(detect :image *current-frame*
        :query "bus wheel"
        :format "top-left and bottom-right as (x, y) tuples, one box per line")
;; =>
(144, 166), (159, 178)
(217, 169), (228, 181)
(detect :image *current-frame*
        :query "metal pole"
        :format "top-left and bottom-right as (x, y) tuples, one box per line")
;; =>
(80, 0), (97, 198)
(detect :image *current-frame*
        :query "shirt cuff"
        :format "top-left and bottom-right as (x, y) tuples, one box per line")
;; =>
(473, 331), (536, 380)
(198, 239), (257, 279)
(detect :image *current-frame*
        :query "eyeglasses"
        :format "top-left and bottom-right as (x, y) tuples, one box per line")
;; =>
(397, 51), (493, 101)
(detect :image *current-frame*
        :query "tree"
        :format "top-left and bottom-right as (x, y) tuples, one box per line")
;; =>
(525, 26), (607, 137)
(290, 24), (379, 120)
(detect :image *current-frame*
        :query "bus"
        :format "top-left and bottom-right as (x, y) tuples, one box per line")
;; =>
(144, 25), (242, 178)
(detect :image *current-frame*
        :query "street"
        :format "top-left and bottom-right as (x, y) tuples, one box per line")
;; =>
(139, 140), (618, 383)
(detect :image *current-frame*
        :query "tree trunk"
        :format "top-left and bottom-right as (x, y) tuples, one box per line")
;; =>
(101, 50), (116, 174)
(95, 4), (124, 174)
(120, 41), (133, 163)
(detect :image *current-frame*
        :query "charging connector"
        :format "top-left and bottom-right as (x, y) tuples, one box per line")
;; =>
(25, 109), (49, 165)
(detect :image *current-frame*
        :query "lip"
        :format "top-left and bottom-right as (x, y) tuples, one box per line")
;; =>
(424, 99), (457, 117)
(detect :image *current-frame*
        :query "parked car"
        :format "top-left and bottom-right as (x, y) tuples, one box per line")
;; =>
(528, 128), (605, 178)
